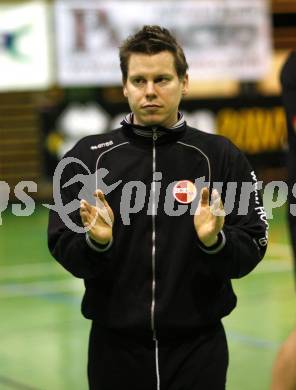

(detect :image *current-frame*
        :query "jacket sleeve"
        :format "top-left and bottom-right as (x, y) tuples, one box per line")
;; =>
(198, 140), (268, 279)
(47, 143), (112, 279)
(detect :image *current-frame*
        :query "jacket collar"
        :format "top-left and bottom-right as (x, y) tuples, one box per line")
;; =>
(120, 112), (186, 141)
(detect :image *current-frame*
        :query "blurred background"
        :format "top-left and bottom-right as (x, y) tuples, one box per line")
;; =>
(0, 0), (295, 389)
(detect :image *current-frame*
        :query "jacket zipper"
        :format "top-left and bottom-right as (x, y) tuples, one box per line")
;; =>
(151, 128), (160, 390)
(151, 128), (157, 339)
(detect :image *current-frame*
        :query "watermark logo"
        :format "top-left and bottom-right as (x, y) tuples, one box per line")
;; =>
(43, 157), (121, 232)
(0, 155), (290, 245)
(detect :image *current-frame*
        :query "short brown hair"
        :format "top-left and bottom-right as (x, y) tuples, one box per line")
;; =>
(119, 25), (188, 83)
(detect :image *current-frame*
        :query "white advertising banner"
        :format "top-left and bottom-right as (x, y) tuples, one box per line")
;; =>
(55, 0), (272, 86)
(0, 0), (52, 91)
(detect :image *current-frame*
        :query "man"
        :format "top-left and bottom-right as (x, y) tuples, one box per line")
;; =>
(271, 328), (296, 390)
(280, 50), (296, 283)
(48, 25), (268, 389)
(270, 50), (296, 390)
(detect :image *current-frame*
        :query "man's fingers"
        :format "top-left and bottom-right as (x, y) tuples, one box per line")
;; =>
(210, 190), (226, 217)
(94, 190), (108, 207)
(80, 199), (88, 216)
(94, 189), (103, 198)
(80, 192), (113, 228)
(80, 199), (92, 212)
(93, 190), (113, 227)
(94, 190), (110, 212)
(98, 207), (113, 227)
(80, 199), (96, 227)
(211, 189), (219, 202)
(200, 187), (209, 206)
(80, 200), (89, 217)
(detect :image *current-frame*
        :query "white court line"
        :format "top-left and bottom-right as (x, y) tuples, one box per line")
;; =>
(0, 279), (84, 298)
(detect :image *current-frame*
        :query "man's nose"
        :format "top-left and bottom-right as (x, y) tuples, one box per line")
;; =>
(145, 81), (157, 97)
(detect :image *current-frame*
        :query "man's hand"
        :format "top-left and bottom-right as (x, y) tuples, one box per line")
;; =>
(80, 190), (114, 245)
(194, 187), (225, 247)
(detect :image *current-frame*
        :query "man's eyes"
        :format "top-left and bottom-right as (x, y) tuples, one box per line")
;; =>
(155, 77), (170, 83)
(153, 77), (172, 84)
(132, 77), (170, 85)
(133, 78), (145, 84)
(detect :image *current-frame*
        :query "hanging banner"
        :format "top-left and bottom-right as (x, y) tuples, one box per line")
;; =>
(0, 1), (52, 91)
(54, 0), (272, 86)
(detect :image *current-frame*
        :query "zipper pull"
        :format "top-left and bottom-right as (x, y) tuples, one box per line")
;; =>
(152, 127), (158, 141)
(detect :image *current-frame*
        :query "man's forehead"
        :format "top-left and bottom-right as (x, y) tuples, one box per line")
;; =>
(127, 51), (176, 76)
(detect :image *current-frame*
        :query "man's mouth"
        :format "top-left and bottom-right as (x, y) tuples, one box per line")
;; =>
(142, 104), (161, 109)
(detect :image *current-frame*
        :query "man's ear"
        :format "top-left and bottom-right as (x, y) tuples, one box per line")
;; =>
(182, 74), (189, 96)
(123, 82), (128, 98)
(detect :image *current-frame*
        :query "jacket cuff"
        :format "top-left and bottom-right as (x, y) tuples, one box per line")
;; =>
(198, 230), (226, 254)
(85, 233), (113, 253)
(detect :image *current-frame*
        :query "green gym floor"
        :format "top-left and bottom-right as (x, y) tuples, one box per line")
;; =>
(0, 204), (295, 390)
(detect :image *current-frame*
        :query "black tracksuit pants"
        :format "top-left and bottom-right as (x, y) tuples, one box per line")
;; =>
(88, 321), (228, 390)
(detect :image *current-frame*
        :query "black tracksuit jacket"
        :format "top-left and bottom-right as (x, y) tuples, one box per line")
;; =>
(48, 117), (268, 340)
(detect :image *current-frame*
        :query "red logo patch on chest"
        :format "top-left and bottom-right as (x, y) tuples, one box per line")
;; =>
(173, 180), (197, 204)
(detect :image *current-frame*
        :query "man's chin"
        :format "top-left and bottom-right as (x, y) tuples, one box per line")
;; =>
(138, 114), (165, 127)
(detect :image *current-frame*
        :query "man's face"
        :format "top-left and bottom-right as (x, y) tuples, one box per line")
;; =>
(123, 51), (188, 128)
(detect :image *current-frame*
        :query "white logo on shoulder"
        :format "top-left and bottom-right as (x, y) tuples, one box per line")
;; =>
(90, 140), (114, 150)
